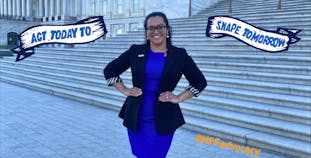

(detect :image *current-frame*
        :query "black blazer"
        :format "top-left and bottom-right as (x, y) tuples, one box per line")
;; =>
(104, 43), (207, 135)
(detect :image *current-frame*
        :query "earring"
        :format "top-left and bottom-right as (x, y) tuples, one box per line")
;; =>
(166, 34), (169, 38)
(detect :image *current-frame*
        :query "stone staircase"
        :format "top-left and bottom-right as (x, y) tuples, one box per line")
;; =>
(1, 0), (310, 157)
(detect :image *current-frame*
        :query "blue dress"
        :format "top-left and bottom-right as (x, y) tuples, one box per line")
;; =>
(127, 49), (174, 158)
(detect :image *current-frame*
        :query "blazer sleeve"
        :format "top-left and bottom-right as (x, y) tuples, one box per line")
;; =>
(182, 52), (207, 97)
(103, 45), (132, 86)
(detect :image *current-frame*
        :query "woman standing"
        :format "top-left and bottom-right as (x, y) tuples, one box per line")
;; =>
(104, 12), (207, 158)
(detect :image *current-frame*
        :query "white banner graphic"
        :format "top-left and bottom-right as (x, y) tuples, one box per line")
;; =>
(206, 16), (301, 52)
(12, 16), (107, 61)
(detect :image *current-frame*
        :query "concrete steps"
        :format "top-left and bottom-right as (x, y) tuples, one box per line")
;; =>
(1, 65), (310, 141)
(2, 57), (310, 97)
(88, 42), (311, 52)
(1, 74), (310, 158)
(0, 0), (310, 157)
(8, 55), (310, 87)
(1, 60), (310, 111)
(1, 70), (310, 158)
(21, 51), (311, 76)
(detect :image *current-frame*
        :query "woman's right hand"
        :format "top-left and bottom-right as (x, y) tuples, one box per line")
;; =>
(122, 87), (143, 97)
(113, 82), (142, 97)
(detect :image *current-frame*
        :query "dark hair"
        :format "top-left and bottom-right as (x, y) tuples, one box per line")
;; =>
(144, 12), (172, 46)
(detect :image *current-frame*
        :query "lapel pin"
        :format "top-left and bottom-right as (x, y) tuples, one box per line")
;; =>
(138, 54), (144, 57)
(164, 51), (167, 57)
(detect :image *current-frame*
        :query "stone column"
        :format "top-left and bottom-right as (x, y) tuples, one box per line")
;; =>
(44, 0), (48, 21)
(61, 0), (67, 20)
(85, 0), (90, 18)
(107, 0), (112, 18)
(12, 0), (16, 19)
(81, 0), (87, 19)
(38, 0), (43, 19)
(21, 0), (26, 19)
(49, 0), (54, 21)
(55, 0), (60, 20)
(16, 0), (21, 19)
(26, 0), (33, 20)
(0, 0), (3, 18)
(7, 0), (11, 18)
(3, 0), (7, 18)
(75, 0), (81, 19)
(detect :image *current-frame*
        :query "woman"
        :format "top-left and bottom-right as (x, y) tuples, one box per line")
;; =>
(104, 12), (207, 158)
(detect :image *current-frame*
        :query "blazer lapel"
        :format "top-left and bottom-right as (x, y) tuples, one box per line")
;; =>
(136, 44), (150, 90)
(158, 45), (176, 92)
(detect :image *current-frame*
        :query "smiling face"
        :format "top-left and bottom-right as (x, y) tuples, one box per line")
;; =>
(146, 16), (169, 49)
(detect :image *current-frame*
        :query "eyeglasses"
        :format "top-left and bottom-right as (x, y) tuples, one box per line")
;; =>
(146, 24), (167, 32)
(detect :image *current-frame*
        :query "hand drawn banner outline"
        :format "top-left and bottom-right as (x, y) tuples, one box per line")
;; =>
(206, 16), (301, 53)
(12, 16), (107, 62)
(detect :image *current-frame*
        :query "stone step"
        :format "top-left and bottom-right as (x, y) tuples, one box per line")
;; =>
(172, 12), (311, 23)
(181, 92), (311, 126)
(34, 49), (311, 72)
(120, 31), (311, 40)
(94, 37), (311, 45)
(201, 85), (310, 111)
(132, 21), (311, 29)
(127, 25), (311, 31)
(113, 43), (310, 52)
(184, 115), (311, 158)
(183, 8), (311, 18)
(3, 58), (310, 99)
(121, 73), (310, 99)
(36, 47), (311, 59)
(88, 44), (310, 53)
(122, 29), (311, 37)
(1, 61), (310, 113)
(170, 16), (311, 26)
(82, 45), (310, 55)
(201, 68), (311, 86)
(193, 54), (311, 66)
(22, 53), (310, 78)
(90, 41), (311, 50)
(34, 48), (311, 64)
(7, 53), (309, 86)
(44, 45), (311, 57)
(69, 45), (311, 58)
(181, 101), (310, 142)
(1, 75), (309, 158)
(0, 75), (122, 111)
(31, 50), (311, 76)
(103, 30), (311, 39)
(113, 30), (311, 40)
(196, 7), (311, 18)
(0, 70), (309, 143)
(195, 7), (310, 16)
(201, 0), (309, 9)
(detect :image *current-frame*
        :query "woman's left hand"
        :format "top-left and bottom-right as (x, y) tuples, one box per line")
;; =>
(159, 91), (180, 103)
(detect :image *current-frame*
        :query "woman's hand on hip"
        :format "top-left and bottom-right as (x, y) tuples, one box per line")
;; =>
(123, 87), (143, 97)
(159, 91), (179, 103)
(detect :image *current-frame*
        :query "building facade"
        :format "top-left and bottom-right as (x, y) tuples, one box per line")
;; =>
(0, 0), (220, 37)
